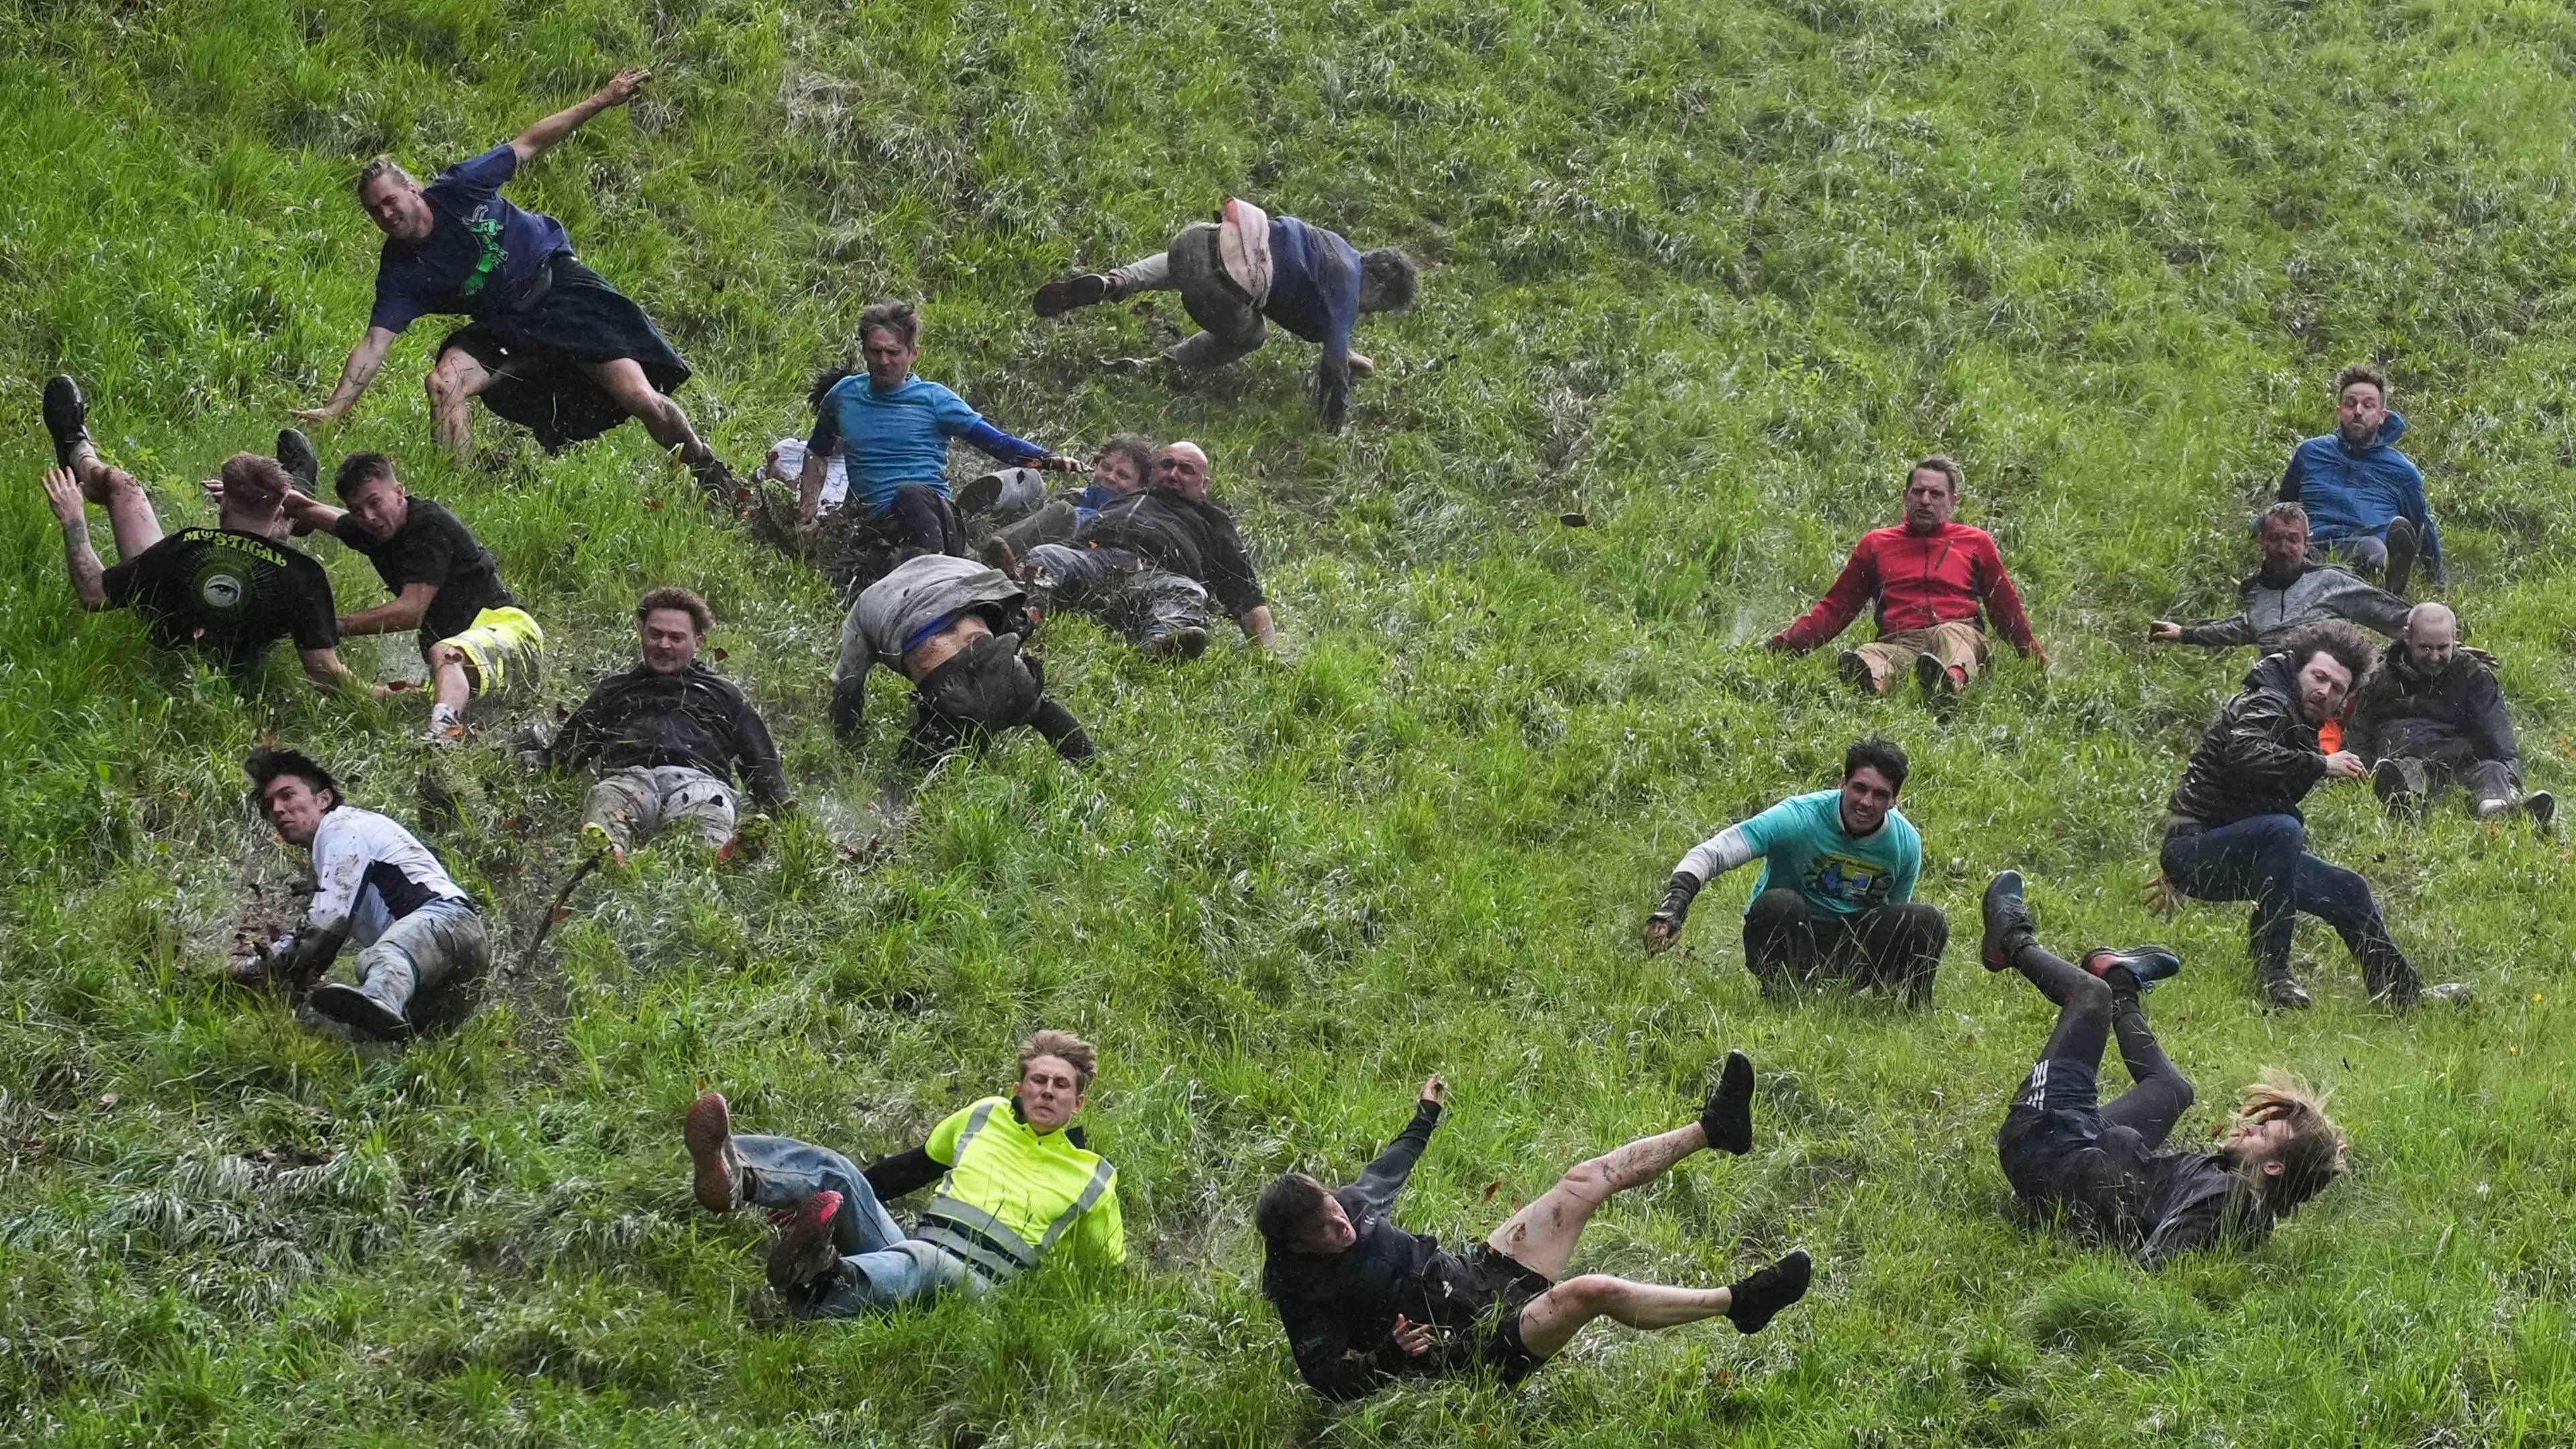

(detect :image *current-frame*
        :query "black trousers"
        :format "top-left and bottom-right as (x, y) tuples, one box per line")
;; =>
(1741, 888), (1949, 1007)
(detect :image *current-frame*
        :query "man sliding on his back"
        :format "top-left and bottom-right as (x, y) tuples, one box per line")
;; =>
(1253, 1059), (1811, 1399)
(39, 376), (357, 692)
(684, 1031), (1124, 1317)
(1977, 871), (2348, 1267)
(238, 748), (488, 1040)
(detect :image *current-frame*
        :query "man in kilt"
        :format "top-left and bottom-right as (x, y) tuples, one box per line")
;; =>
(299, 69), (733, 495)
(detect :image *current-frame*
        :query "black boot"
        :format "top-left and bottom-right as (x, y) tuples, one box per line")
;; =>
(1701, 1050), (1753, 1155)
(275, 428), (321, 493)
(1032, 273), (1112, 318)
(1979, 871), (2036, 972)
(42, 374), (91, 468)
(2257, 961), (2312, 1011)
(2383, 517), (2419, 598)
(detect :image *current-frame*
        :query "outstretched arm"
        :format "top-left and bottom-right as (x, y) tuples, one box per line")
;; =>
(42, 468), (109, 610)
(299, 327), (402, 423)
(1769, 540), (1878, 653)
(339, 582), (437, 639)
(299, 648), (366, 695)
(513, 69), (650, 165)
(1346, 1077), (1446, 1214)
(1642, 822), (1759, 951)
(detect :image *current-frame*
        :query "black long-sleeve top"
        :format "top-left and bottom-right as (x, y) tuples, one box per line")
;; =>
(545, 659), (790, 808)
(1260, 1101), (1493, 1401)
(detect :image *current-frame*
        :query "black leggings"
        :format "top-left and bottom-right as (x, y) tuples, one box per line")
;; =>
(1743, 888), (1949, 1007)
(2014, 938), (2194, 1146)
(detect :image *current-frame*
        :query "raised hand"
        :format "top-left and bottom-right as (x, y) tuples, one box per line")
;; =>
(41, 466), (85, 524)
(600, 68), (651, 105)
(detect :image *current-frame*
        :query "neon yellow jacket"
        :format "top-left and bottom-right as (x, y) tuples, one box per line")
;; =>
(912, 1096), (1124, 1280)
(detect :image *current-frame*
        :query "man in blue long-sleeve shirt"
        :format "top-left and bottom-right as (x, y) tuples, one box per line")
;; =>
(2277, 364), (2443, 594)
(1031, 199), (1418, 432)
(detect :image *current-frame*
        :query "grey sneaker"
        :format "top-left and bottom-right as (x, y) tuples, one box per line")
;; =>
(2421, 981), (2473, 1008)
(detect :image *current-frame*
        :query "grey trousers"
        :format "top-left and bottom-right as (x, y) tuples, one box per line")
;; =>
(1105, 222), (1269, 370)
(354, 898), (488, 1016)
(582, 765), (738, 850)
(2379, 745), (2520, 814)
(1023, 544), (1212, 647)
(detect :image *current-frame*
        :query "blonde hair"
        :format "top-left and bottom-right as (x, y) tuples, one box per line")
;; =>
(2233, 1070), (2346, 1215)
(354, 156), (416, 199)
(1017, 1029), (1097, 1091)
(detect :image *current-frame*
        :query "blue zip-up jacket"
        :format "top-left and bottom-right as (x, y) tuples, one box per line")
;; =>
(2278, 411), (2444, 582)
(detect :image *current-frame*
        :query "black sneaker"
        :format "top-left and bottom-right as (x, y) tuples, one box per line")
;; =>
(2081, 945), (2182, 994)
(2382, 517), (2418, 598)
(42, 374), (91, 468)
(309, 982), (409, 1040)
(767, 1191), (845, 1293)
(275, 428), (320, 492)
(2527, 791), (2556, 834)
(1980, 871), (2035, 972)
(1701, 1049), (1754, 1155)
(1725, 1248), (1813, 1334)
(1031, 273), (1111, 318)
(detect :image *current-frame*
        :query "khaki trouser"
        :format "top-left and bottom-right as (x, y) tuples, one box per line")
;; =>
(1854, 621), (1988, 690)
(582, 765), (738, 851)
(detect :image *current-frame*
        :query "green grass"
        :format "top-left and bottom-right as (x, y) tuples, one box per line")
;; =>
(7, 0), (2576, 1443)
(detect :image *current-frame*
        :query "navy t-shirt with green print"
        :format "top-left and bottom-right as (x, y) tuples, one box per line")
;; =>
(368, 144), (573, 332)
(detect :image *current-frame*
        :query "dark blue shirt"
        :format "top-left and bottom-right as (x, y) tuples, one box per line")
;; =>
(369, 144), (574, 331)
(1262, 216), (1362, 364)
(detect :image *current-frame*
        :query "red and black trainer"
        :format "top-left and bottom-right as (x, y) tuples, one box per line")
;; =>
(767, 1191), (844, 1293)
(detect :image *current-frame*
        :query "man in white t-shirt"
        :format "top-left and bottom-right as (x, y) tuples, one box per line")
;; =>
(239, 747), (487, 1040)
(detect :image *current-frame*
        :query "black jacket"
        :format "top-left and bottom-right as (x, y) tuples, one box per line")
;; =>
(547, 660), (790, 807)
(1074, 488), (1267, 620)
(2166, 653), (2329, 828)
(1260, 1102), (1490, 1401)
(2349, 641), (2516, 768)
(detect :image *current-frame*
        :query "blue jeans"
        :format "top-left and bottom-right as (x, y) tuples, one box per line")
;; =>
(733, 1134), (971, 1317)
(2160, 815), (2417, 991)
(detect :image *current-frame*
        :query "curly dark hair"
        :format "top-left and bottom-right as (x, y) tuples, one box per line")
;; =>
(2279, 619), (2375, 690)
(244, 747), (339, 811)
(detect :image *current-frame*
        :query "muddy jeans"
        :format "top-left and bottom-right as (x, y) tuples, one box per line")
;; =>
(582, 765), (737, 851)
(1022, 543), (1212, 647)
(1105, 222), (1269, 371)
(2375, 739), (2520, 815)
(733, 1134), (975, 1318)
(351, 897), (487, 1016)
(1853, 621), (1988, 690)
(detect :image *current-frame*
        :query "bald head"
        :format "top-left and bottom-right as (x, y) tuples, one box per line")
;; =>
(2403, 602), (2457, 672)
(1155, 441), (1210, 499)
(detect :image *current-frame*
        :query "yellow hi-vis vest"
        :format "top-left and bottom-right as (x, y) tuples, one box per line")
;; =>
(912, 1097), (1124, 1282)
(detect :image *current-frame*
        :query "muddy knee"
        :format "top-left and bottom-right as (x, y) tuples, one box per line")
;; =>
(1559, 1274), (1629, 1315)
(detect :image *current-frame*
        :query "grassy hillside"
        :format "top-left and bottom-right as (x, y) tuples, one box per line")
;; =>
(7, 0), (2576, 1443)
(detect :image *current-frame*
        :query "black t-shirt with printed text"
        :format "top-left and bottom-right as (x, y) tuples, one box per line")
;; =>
(101, 527), (339, 672)
(332, 498), (512, 648)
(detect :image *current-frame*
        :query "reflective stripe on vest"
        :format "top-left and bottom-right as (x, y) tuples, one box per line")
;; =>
(913, 1100), (1114, 1280)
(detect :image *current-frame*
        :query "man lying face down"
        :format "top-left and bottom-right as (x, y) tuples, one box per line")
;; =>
(829, 553), (1095, 765)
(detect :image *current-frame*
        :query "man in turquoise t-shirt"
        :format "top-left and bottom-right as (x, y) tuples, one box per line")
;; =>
(1642, 738), (1948, 1007)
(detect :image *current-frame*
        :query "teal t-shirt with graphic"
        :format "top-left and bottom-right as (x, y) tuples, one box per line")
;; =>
(1737, 790), (1920, 918)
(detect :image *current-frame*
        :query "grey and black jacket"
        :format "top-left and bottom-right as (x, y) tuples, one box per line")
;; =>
(828, 553), (1089, 761)
(2175, 562), (2408, 648)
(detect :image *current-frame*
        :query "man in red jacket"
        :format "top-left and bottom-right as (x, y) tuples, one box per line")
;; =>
(1767, 456), (2044, 702)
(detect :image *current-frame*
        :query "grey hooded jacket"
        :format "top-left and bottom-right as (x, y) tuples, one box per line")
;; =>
(2176, 561), (2409, 648)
